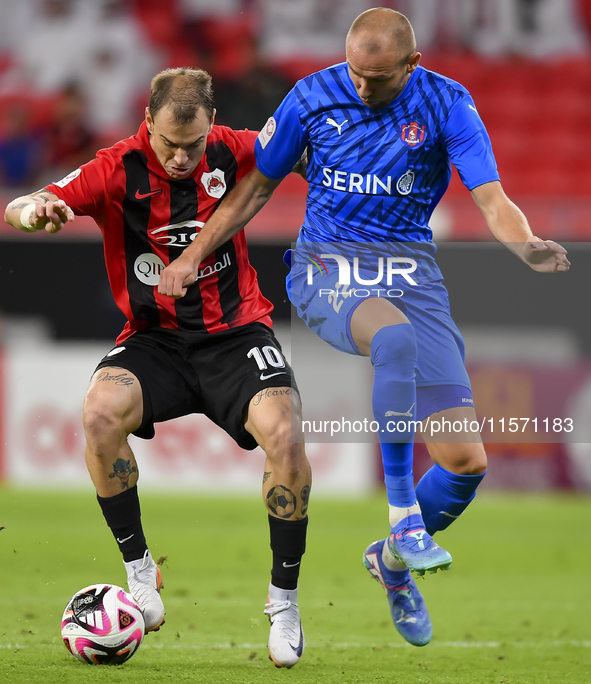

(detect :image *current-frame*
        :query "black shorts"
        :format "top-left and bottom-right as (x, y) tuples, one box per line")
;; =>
(94, 323), (297, 450)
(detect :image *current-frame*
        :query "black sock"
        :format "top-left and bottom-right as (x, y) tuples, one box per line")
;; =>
(97, 486), (148, 562)
(269, 514), (308, 590)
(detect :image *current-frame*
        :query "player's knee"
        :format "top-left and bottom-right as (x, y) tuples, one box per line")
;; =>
(83, 393), (127, 452)
(264, 428), (305, 477)
(261, 418), (292, 455)
(464, 450), (487, 475)
(445, 445), (488, 475)
(370, 323), (417, 374)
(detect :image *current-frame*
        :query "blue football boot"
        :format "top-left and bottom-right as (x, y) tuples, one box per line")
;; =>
(388, 514), (452, 576)
(363, 539), (433, 646)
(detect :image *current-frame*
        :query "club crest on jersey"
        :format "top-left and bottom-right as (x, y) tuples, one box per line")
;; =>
(396, 170), (415, 195)
(401, 122), (426, 148)
(201, 168), (226, 199)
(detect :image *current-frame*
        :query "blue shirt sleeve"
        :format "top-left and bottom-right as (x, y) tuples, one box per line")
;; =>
(255, 87), (309, 180)
(443, 93), (500, 191)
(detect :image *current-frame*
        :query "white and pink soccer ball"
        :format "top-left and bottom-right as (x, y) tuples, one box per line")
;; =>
(61, 584), (144, 665)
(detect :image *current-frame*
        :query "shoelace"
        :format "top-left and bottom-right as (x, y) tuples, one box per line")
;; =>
(128, 567), (156, 607)
(264, 600), (300, 637)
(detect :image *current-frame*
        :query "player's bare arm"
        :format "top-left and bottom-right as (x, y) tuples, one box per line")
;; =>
(292, 149), (308, 180)
(471, 181), (570, 273)
(4, 189), (75, 234)
(158, 168), (283, 298)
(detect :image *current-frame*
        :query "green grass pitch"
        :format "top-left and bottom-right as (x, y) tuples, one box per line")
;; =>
(1, 488), (590, 683)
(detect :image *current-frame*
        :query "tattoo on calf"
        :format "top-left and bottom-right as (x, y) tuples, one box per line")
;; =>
(266, 485), (297, 518)
(300, 485), (310, 516)
(252, 387), (291, 407)
(96, 370), (134, 386)
(108, 458), (137, 490)
(263, 471), (272, 483)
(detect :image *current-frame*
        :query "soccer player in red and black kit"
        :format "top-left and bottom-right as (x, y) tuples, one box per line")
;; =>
(5, 68), (310, 669)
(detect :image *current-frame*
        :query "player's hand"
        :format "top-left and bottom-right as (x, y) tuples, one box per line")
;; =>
(158, 254), (199, 298)
(29, 200), (75, 234)
(520, 239), (570, 273)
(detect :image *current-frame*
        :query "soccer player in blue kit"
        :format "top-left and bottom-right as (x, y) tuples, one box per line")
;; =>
(160, 7), (570, 660)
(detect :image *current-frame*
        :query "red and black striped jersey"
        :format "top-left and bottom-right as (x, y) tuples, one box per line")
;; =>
(46, 122), (274, 343)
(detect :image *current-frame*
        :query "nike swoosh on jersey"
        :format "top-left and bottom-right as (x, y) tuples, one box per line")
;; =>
(260, 371), (287, 380)
(135, 188), (163, 200)
(282, 561), (300, 568)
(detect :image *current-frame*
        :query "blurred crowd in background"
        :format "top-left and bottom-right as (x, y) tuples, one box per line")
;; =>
(0, 0), (589, 195)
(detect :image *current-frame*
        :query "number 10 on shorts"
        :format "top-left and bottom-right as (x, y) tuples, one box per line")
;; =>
(247, 346), (286, 371)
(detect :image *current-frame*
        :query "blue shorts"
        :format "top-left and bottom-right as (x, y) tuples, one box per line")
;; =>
(286, 245), (473, 421)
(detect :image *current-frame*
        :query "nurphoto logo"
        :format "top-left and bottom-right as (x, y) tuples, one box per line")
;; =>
(304, 253), (418, 286)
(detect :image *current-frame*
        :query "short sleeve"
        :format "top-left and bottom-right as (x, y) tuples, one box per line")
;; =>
(225, 128), (258, 182)
(255, 88), (309, 180)
(45, 152), (111, 220)
(443, 93), (500, 191)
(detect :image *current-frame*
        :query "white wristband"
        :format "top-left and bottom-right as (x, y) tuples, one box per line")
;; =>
(19, 203), (36, 230)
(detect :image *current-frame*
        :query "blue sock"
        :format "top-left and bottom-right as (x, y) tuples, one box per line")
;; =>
(416, 463), (486, 536)
(370, 324), (417, 508)
(388, 568), (412, 587)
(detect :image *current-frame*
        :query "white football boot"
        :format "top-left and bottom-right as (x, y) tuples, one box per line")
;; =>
(264, 583), (304, 668)
(124, 550), (165, 633)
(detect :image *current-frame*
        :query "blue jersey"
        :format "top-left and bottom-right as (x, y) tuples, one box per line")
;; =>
(255, 63), (499, 244)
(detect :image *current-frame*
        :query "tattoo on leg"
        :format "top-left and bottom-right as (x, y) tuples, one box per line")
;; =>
(252, 388), (291, 407)
(263, 471), (272, 484)
(300, 485), (310, 516)
(96, 370), (135, 386)
(266, 485), (297, 518)
(108, 458), (137, 490)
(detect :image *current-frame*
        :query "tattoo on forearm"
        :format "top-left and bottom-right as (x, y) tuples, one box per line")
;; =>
(263, 471), (272, 483)
(96, 371), (134, 386)
(266, 485), (297, 518)
(108, 458), (137, 489)
(31, 192), (51, 204)
(300, 485), (310, 516)
(10, 192), (51, 212)
(253, 388), (291, 407)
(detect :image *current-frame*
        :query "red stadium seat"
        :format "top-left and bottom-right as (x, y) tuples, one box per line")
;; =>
(0, 92), (57, 135)
(272, 57), (341, 85)
(130, 0), (181, 48)
(421, 54), (486, 92)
